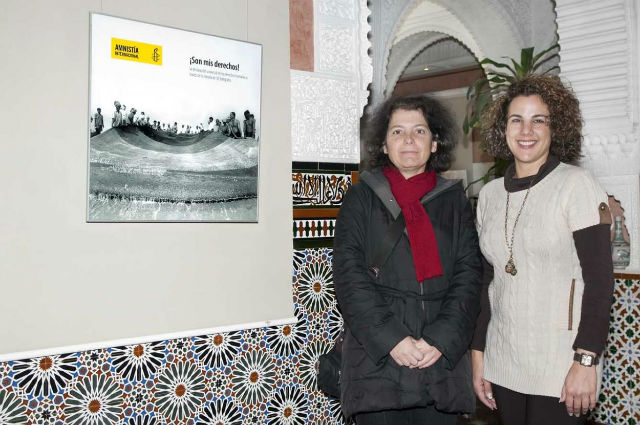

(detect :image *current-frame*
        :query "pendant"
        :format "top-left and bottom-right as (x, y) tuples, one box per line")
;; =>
(505, 257), (517, 276)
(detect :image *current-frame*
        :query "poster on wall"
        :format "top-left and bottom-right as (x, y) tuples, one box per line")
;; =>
(88, 13), (261, 222)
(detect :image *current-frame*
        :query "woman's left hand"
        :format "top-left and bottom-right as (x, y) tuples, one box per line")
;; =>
(559, 360), (597, 416)
(413, 338), (442, 369)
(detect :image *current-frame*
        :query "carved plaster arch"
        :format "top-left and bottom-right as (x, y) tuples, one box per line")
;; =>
(393, 1), (484, 52)
(369, 0), (415, 106)
(370, 0), (526, 104)
(385, 32), (450, 97)
(384, 2), (487, 97)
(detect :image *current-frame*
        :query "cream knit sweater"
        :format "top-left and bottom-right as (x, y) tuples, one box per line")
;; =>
(477, 162), (608, 397)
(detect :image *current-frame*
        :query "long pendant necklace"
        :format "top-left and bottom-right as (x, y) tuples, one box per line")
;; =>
(504, 183), (533, 276)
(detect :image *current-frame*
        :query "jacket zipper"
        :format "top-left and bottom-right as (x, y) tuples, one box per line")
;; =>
(419, 281), (425, 312)
(568, 279), (575, 330)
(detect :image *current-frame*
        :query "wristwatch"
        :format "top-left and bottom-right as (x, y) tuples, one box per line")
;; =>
(573, 352), (599, 367)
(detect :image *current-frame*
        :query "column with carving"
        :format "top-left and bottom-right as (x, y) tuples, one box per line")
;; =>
(290, 0), (372, 163)
(368, 0), (413, 106)
(557, 0), (639, 273)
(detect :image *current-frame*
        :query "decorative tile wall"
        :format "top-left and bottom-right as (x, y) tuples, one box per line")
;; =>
(292, 172), (353, 207)
(0, 247), (345, 425)
(293, 219), (337, 239)
(292, 167), (356, 251)
(592, 276), (640, 425)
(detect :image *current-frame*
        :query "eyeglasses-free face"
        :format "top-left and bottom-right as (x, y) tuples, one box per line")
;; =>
(505, 95), (552, 178)
(383, 108), (437, 179)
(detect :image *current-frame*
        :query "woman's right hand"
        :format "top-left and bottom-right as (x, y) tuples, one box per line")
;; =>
(390, 336), (424, 367)
(471, 349), (497, 410)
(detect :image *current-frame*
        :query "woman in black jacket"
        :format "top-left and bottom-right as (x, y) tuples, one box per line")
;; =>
(333, 95), (482, 424)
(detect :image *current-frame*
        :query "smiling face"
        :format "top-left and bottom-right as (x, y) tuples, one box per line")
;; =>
(383, 108), (437, 179)
(506, 95), (552, 177)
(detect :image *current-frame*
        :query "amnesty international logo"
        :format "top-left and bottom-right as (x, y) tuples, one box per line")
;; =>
(111, 37), (162, 65)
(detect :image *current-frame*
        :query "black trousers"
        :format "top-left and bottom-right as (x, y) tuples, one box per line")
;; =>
(355, 405), (458, 425)
(492, 383), (587, 425)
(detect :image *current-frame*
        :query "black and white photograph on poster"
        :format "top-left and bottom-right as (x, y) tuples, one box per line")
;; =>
(88, 13), (261, 222)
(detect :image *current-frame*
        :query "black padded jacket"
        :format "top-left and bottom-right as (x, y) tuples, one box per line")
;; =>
(333, 170), (482, 419)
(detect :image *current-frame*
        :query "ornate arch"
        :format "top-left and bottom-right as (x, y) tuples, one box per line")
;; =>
(369, 0), (528, 104)
(384, 31), (449, 97)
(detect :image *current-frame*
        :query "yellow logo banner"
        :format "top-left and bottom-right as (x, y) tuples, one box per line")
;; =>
(111, 37), (162, 65)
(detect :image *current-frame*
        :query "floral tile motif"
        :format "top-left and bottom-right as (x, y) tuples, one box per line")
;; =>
(111, 341), (165, 382)
(231, 349), (276, 406)
(198, 397), (242, 424)
(155, 360), (205, 424)
(266, 322), (307, 357)
(194, 331), (242, 370)
(64, 373), (123, 425)
(296, 249), (335, 313)
(299, 340), (332, 392)
(12, 353), (76, 398)
(266, 384), (307, 425)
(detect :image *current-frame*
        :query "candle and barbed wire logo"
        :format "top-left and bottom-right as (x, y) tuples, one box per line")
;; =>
(111, 37), (162, 65)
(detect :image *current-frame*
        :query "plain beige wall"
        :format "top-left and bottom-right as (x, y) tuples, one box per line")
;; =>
(0, 0), (293, 356)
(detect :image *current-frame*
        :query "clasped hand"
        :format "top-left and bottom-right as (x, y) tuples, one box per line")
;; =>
(390, 336), (442, 369)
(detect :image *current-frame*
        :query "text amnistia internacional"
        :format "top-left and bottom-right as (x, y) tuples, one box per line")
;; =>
(114, 44), (139, 58)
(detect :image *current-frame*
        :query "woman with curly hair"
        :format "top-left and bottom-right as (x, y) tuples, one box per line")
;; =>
(333, 94), (482, 424)
(471, 75), (614, 425)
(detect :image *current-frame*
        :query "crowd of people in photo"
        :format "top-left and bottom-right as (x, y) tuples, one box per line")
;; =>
(90, 100), (257, 139)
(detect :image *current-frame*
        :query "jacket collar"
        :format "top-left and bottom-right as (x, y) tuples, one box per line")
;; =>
(359, 169), (461, 219)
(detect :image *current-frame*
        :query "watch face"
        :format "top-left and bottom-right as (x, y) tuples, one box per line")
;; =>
(581, 355), (593, 366)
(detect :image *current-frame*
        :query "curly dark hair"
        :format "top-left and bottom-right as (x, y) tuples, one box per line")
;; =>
(364, 94), (459, 172)
(480, 75), (582, 162)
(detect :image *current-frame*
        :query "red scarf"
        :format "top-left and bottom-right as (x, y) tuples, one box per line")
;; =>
(383, 166), (443, 281)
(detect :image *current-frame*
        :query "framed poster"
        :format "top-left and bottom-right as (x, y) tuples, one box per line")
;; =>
(88, 13), (261, 222)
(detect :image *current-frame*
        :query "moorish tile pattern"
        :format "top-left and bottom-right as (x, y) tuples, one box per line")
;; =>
(0, 248), (344, 425)
(293, 219), (337, 239)
(591, 276), (640, 425)
(292, 171), (352, 206)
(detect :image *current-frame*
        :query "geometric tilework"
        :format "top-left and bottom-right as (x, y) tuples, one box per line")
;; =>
(591, 277), (640, 425)
(293, 219), (336, 239)
(0, 247), (345, 425)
